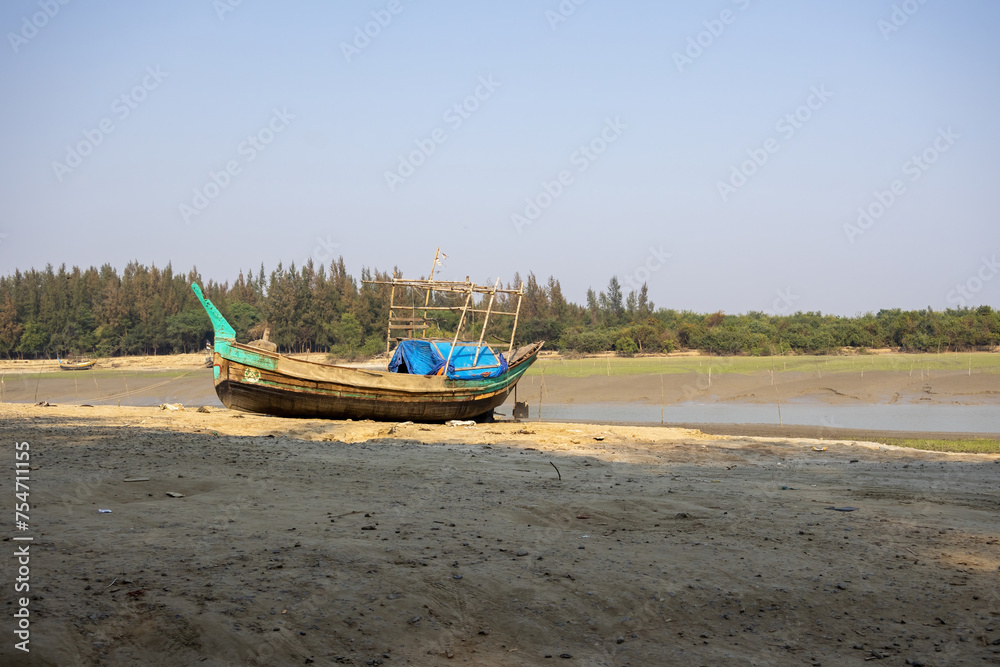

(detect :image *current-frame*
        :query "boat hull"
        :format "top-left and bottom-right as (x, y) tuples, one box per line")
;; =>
(58, 361), (96, 371)
(190, 281), (541, 422)
(212, 343), (541, 422)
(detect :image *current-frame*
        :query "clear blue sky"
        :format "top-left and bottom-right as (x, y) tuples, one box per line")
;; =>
(1, 0), (997, 315)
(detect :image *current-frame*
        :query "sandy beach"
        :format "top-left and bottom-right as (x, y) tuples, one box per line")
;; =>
(2, 401), (999, 665)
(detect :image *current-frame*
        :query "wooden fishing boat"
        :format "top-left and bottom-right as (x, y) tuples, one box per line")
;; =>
(58, 358), (97, 371)
(191, 263), (542, 421)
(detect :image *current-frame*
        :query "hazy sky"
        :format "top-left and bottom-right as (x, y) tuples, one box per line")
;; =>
(1, 0), (997, 316)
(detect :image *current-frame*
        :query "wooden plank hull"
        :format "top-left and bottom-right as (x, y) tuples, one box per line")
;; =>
(211, 342), (541, 421)
(58, 360), (96, 371)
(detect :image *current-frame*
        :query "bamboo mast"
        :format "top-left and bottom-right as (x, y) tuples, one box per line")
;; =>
(423, 248), (440, 337)
(444, 281), (474, 371)
(385, 282), (396, 363)
(507, 283), (524, 355)
(425, 248), (440, 301)
(473, 278), (500, 366)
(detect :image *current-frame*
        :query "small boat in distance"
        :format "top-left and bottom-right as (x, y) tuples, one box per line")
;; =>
(57, 358), (97, 371)
(191, 259), (542, 422)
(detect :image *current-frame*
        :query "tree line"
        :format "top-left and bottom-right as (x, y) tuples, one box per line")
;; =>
(0, 260), (997, 360)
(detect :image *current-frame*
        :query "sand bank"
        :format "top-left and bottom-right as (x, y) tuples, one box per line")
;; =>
(2, 403), (998, 665)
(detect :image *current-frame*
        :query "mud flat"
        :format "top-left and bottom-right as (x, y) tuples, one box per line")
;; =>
(519, 369), (1000, 407)
(2, 403), (999, 665)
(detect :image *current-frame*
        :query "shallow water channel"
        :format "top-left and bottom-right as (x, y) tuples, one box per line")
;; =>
(4, 369), (996, 434)
(527, 401), (999, 433)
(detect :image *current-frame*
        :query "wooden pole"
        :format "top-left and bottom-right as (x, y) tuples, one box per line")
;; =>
(770, 369), (783, 426)
(473, 278), (500, 367)
(423, 248), (439, 332)
(444, 284), (474, 371)
(507, 285), (524, 355)
(660, 374), (664, 425)
(537, 369), (544, 422)
(426, 248), (440, 289)
(385, 283), (396, 365)
(121, 369), (132, 407)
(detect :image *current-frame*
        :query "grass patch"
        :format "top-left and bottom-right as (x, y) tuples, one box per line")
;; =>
(871, 437), (1000, 454)
(525, 353), (1000, 378)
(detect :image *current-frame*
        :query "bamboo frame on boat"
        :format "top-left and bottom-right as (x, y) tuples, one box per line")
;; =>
(364, 272), (525, 369)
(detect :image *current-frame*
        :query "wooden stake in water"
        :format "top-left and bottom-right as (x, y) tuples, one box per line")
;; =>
(121, 369), (132, 406)
(660, 375), (664, 425)
(769, 369), (783, 426)
(537, 369), (544, 422)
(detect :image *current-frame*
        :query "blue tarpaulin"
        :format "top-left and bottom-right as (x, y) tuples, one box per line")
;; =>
(389, 340), (508, 379)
